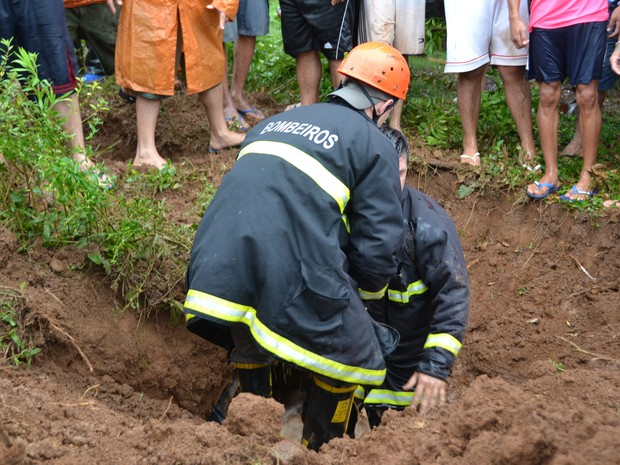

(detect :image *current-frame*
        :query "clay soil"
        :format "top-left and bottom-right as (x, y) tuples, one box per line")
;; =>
(1, 88), (620, 465)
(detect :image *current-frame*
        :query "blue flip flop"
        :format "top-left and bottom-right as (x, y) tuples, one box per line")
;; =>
(225, 114), (250, 131)
(208, 144), (241, 154)
(559, 185), (598, 203)
(526, 181), (560, 200)
(237, 106), (264, 120)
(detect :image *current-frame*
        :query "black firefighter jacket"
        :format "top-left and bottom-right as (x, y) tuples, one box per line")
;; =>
(184, 101), (404, 386)
(362, 186), (470, 408)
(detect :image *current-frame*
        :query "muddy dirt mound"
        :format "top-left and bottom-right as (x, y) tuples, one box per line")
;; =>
(1, 91), (620, 465)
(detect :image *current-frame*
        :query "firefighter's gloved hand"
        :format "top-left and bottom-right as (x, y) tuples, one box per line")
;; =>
(403, 372), (447, 415)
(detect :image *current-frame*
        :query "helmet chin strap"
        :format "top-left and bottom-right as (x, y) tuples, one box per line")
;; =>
(355, 82), (395, 123)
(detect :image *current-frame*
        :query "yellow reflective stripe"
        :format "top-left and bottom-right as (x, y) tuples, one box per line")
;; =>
(185, 313), (195, 321)
(184, 289), (386, 385)
(313, 375), (357, 394)
(238, 141), (350, 213)
(233, 363), (269, 370)
(424, 333), (462, 356)
(363, 389), (414, 407)
(342, 213), (350, 233)
(354, 385), (367, 400)
(387, 279), (428, 304)
(358, 284), (388, 301)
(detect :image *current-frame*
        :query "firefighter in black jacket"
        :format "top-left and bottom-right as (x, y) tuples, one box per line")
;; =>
(183, 42), (411, 451)
(352, 127), (470, 428)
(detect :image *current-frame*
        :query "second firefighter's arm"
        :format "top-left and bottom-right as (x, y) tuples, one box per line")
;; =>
(346, 146), (404, 300)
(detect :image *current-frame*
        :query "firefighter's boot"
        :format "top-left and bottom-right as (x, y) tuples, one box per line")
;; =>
(234, 363), (272, 398)
(301, 375), (356, 451)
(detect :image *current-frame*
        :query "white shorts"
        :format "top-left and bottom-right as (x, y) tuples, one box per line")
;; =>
(444, 0), (529, 73)
(359, 0), (426, 56)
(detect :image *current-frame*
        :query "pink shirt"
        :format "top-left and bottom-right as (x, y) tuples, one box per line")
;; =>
(530, 0), (608, 30)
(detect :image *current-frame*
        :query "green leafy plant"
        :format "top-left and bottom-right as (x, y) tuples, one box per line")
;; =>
(548, 358), (566, 373)
(0, 40), (192, 316)
(1, 285), (40, 367)
(424, 17), (447, 57)
(516, 287), (527, 296)
(0, 40), (111, 247)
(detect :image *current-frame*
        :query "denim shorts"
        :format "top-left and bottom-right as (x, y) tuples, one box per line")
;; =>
(527, 21), (607, 85)
(237, 0), (269, 36)
(0, 0), (79, 96)
(223, 0), (269, 41)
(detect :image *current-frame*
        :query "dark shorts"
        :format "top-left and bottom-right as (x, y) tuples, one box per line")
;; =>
(599, 29), (619, 92)
(280, 0), (354, 60)
(0, 0), (78, 96)
(65, 3), (120, 76)
(527, 21), (607, 85)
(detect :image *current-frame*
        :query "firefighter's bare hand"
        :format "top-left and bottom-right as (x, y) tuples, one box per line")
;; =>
(331, 0), (344, 5)
(206, 4), (227, 30)
(403, 372), (447, 415)
(106, 0), (122, 14)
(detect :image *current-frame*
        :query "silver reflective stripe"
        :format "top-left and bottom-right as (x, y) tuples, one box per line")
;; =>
(424, 333), (462, 356)
(184, 289), (386, 385)
(387, 279), (428, 303)
(363, 389), (415, 407)
(358, 284), (388, 301)
(238, 141), (350, 213)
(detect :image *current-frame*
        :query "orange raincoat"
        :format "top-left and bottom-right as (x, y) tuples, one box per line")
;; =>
(64, 1), (105, 7)
(115, 0), (238, 96)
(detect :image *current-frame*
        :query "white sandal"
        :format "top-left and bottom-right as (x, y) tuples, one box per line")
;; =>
(522, 162), (542, 172)
(460, 152), (480, 166)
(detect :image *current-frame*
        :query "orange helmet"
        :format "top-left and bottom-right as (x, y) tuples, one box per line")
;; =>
(337, 42), (410, 100)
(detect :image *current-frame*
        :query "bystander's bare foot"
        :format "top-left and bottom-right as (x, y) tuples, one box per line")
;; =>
(234, 99), (266, 122)
(560, 138), (582, 158)
(134, 147), (168, 170)
(224, 104), (250, 131)
(603, 199), (620, 209)
(209, 130), (246, 152)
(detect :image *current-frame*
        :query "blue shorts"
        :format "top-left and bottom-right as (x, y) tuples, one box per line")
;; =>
(0, 0), (78, 96)
(280, 0), (354, 60)
(223, 0), (269, 42)
(527, 21), (607, 85)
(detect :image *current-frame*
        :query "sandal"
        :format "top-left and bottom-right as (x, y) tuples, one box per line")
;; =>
(525, 181), (560, 200)
(559, 185), (598, 203)
(225, 114), (250, 132)
(460, 153), (480, 166)
(237, 106), (265, 121)
(284, 102), (302, 112)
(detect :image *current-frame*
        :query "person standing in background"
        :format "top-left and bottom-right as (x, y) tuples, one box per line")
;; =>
(106, 0), (245, 169)
(357, 0), (424, 131)
(509, 0), (608, 201)
(444, 0), (537, 169)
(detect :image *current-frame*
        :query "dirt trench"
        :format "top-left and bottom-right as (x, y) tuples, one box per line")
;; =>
(1, 93), (619, 465)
